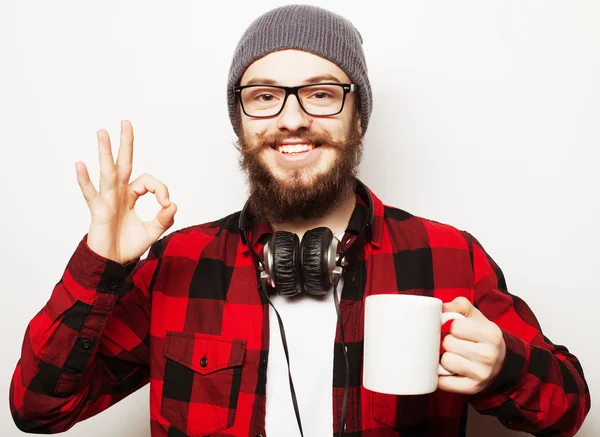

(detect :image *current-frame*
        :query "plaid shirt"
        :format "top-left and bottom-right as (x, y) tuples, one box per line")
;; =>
(10, 186), (590, 437)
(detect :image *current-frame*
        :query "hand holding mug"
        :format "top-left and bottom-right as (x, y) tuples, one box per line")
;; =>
(437, 297), (507, 395)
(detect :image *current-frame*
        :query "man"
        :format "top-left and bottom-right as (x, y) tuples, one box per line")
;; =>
(9, 4), (590, 437)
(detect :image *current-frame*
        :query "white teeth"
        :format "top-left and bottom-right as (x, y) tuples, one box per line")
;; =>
(277, 143), (315, 154)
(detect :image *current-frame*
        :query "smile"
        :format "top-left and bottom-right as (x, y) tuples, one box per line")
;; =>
(276, 143), (317, 154)
(270, 142), (324, 164)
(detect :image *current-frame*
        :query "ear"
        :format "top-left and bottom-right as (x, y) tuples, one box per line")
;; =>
(236, 105), (246, 135)
(355, 107), (363, 136)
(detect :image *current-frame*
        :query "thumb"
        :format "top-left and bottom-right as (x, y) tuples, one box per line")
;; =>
(442, 296), (484, 319)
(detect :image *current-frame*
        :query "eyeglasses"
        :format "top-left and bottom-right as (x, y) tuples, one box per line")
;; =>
(233, 82), (355, 118)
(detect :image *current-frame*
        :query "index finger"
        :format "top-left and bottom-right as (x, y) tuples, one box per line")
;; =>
(442, 297), (485, 320)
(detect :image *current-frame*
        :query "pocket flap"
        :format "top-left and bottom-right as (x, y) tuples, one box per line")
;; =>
(164, 332), (246, 375)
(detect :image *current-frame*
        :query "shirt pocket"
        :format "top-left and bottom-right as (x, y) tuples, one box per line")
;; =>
(372, 391), (430, 434)
(161, 332), (246, 436)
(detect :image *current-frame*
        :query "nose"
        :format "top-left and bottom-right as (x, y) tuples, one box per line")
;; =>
(276, 94), (312, 132)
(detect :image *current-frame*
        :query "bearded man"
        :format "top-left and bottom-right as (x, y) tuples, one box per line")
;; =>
(10, 5), (590, 437)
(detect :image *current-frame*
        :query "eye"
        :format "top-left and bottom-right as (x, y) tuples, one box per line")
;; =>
(255, 93), (275, 102)
(312, 91), (333, 100)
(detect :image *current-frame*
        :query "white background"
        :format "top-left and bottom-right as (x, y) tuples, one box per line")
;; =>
(1, 1), (597, 436)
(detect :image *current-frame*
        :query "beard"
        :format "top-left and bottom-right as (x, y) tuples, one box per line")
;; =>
(237, 110), (364, 224)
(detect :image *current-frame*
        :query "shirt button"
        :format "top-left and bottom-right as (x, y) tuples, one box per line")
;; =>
(255, 434), (264, 437)
(200, 357), (208, 367)
(108, 280), (120, 291)
(81, 339), (92, 350)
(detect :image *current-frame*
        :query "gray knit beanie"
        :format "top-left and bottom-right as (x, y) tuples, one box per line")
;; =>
(227, 4), (372, 137)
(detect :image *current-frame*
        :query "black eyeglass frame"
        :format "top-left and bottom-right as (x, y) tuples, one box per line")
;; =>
(233, 82), (356, 118)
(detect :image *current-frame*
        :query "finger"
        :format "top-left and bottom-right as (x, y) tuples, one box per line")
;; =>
(442, 333), (492, 363)
(439, 351), (481, 381)
(145, 202), (177, 242)
(75, 161), (98, 204)
(442, 296), (485, 320)
(449, 318), (497, 343)
(437, 374), (480, 395)
(128, 173), (171, 209)
(97, 129), (117, 195)
(116, 120), (134, 184)
(442, 333), (477, 358)
(441, 296), (472, 316)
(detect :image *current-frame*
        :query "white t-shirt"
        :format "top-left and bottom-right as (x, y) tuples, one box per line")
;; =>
(265, 277), (344, 437)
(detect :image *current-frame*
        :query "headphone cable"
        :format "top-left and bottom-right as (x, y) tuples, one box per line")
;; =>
(260, 278), (305, 437)
(258, 276), (350, 437)
(332, 274), (350, 436)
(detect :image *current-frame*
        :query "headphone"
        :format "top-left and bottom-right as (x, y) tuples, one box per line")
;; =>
(239, 179), (373, 436)
(239, 179), (374, 297)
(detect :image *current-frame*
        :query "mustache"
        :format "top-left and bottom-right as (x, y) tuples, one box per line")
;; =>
(239, 130), (345, 155)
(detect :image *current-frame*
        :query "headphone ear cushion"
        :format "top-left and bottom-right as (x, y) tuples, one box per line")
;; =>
(301, 227), (334, 296)
(271, 231), (302, 297)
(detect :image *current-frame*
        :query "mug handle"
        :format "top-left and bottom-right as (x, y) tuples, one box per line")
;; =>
(437, 311), (465, 376)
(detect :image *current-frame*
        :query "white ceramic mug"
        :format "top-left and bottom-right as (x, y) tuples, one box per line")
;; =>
(362, 294), (465, 395)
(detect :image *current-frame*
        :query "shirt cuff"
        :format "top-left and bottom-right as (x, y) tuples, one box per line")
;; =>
(470, 329), (530, 410)
(62, 234), (140, 305)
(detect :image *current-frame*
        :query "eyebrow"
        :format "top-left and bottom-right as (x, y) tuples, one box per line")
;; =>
(244, 74), (343, 86)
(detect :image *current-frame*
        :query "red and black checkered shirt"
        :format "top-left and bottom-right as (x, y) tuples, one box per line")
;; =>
(10, 186), (590, 436)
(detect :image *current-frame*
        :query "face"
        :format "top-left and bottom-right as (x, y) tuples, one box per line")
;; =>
(237, 49), (363, 223)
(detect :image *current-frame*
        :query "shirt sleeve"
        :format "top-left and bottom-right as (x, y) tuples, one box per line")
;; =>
(462, 231), (591, 436)
(9, 233), (166, 433)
